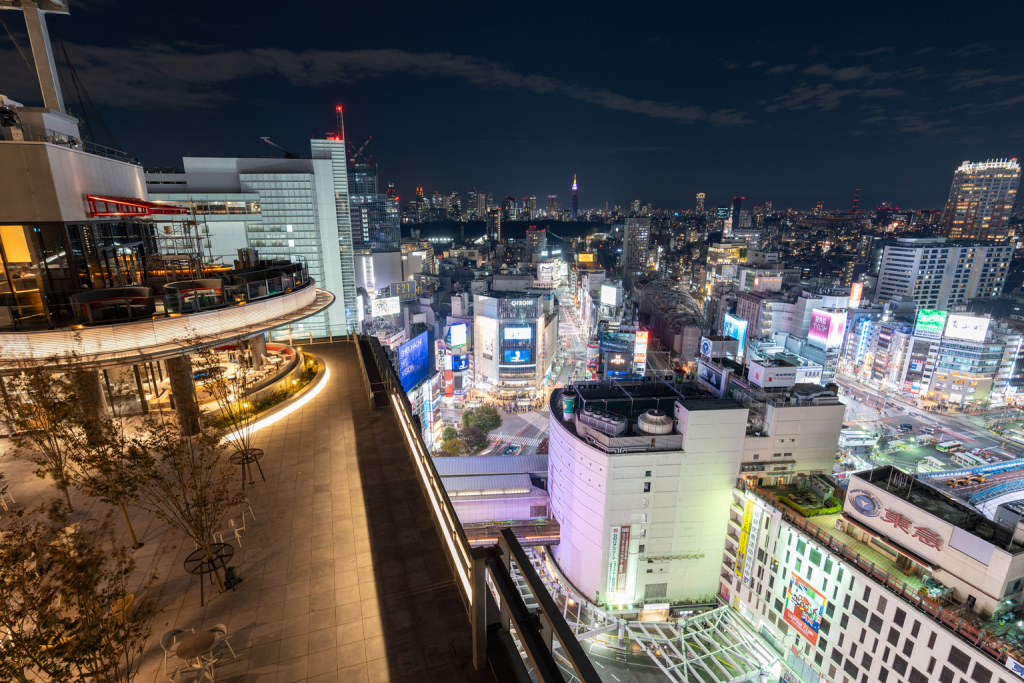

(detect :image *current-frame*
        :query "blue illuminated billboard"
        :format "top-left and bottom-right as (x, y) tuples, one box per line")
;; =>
(722, 313), (748, 358)
(504, 349), (531, 363)
(398, 331), (430, 392)
(452, 355), (469, 371)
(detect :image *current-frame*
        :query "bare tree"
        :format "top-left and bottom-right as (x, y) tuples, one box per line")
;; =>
(0, 503), (156, 683)
(3, 359), (90, 510)
(189, 335), (263, 462)
(132, 415), (243, 593)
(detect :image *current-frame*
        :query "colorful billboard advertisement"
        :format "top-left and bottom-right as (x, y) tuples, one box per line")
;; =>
(504, 326), (532, 340)
(504, 349), (531, 363)
(452, 355), (469, 371)
(849, 282), (864, 307)
(734, 500), (753, 575)
(615, 526), (631, 594)
(945, 314), (990, 343)
(578, 253), (595, 263)
(372, 296), (401, 317)
(914, 309), (947, 339)
(783, 574), (827, 646)
(722, 313), (748, 359)
(449, 323), (468, 347)
(398, 331), (430, 392)
(391, 280), (416, 301)
(586, 343), (600, 368)
(606, 526), (622, 597)
(538, 263), (554, 282)
(741, 502), (764, 585)
(808, 309), (847, 349)
(633, 329), (649, 373)
(479, 316), (496, 360)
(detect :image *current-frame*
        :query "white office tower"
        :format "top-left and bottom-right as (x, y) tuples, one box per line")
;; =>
(548, 381), (843, 607)
(622, 217), (650, 272)
(940, 159), (1020, 241)
(726, 467), (1024, 683)
(876, 237), (1011, 310)
(146, 137), (358, 338)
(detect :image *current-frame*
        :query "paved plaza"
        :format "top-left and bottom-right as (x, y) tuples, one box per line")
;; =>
(0, 342), (495, 683)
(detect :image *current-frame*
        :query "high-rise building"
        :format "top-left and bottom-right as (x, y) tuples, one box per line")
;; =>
(622, 217), (650, 272)
(466, 187), (478, 219)
(814, 200), (824, 216)
(525, 227), (547, 261)
(571, 175), (579, 219)
(876, 237), (1011, 309)
(631, 199), (641, 213)
(940, 159), (1021, 241)
(765, 200), (772, 213)
(476, 191), (487, 219)
(731, 196), (744, 233)
(546, 195), (558, 216)
(446, 190), (462, 220)
(696, 192), (705, 213)
(146, 132), (358, 337)
(486, 209), (502, 241)
(502, 196), (517, 222)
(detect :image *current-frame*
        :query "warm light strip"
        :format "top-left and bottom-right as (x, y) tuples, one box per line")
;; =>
(392, 393), (473, 602)
(224, 365), (331, 442)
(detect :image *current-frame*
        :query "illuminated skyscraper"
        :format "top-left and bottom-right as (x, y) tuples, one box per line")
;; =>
(730, 196), (743, 233)
(696, 192), (705, 213)
(940, 159), (1021, 241)
(571, 175), (579, 219)
(546, 195), (558, 216)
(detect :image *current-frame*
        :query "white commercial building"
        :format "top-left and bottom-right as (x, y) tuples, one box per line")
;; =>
(877, 237), (1011, 310)
(473, 291), (558, 398)
(725, 467), (1024, 683)
(547, 380), (844, 608)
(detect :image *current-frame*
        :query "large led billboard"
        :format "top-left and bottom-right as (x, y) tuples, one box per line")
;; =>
(504, 326), (532, 340)
(538, 263), (554, 282)
(503, 349), (531, 363)
(600, 284), (618, 307)
(783, 575), (827, 646)
(577, 253), (594, 263)
(390, 280), (416, 301)
(945, 315), (990, 343)
(398, 331), (430, 392)
(914, 309), (947, 339)
(633, 329), (649, 372)
(808, 309), (847, 349)
(722, 313), (748, 358)
(372, 296), (400, 317)
(452, 355), (469, 371)
(849, 282), (863, 307)
(449, 323), (467, 347)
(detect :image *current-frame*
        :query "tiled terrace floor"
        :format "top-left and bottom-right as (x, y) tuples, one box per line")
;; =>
(0, 341), (495, 683)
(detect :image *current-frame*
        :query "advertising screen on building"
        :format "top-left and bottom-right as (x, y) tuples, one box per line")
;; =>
(808, 309), (847, 349)
(914, 309), (948, 339)
(538, 263), (554, 282)
(600, 284), (618, 307)
(722, 313), (748, 358)
(390, 280), (416, 301)
(452, 355), (469, 371)
(849, 282), (864, 307)
(504, 326), (532, 340)
(478, 316), (496, 360)
(577, 253), (595, 263)
(586, 343), (600, 368)
(372, 296), (401, 317)
(504, 349), (531, 363)
(945, 314), (990, 343)
(783, 575), (827, 646)
(633, 329), (649, 372)
(398, 331), (430, 392)
(449, 323), (467, 347)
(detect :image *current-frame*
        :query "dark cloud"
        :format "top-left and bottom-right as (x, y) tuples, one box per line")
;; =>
(857, 47), (894, 56)
(765, 64), (797, 74)
(949, 43), (993, 57)
(764, 84), (902, 113)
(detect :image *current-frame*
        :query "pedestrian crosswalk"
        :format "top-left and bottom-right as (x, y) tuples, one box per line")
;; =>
(493, 434), (545, 447)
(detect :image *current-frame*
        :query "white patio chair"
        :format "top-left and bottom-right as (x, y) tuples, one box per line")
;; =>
(208, 624), (237, 660)
(0, 483), (14, 511)
(159, 628), (194, 675)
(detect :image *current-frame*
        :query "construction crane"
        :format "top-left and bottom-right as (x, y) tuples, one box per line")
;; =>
(260, 137), (300, 159)
(348, 136), (373, 165)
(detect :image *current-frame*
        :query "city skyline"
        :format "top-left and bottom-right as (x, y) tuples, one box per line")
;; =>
(0, 2), (1021, 210)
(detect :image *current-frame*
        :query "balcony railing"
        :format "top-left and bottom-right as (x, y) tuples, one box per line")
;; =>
(0, 122), (139, 164)
(356, 334), (601, 682)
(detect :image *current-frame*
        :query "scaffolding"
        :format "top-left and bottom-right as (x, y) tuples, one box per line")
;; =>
(143, 210), (214, 286)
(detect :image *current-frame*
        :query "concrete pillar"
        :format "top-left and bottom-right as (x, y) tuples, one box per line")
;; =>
(248, 334), (267, 370)
(72, 368), (106, 443)
(165, 354), (200, 435)
(133, 365), (149, 415)
(21, 2), (65, 114)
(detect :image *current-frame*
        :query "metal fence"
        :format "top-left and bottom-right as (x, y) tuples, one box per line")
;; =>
(354, 334), (601, 682)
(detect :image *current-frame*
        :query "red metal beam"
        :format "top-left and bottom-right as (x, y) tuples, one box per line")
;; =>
(86, 195), (189, 217)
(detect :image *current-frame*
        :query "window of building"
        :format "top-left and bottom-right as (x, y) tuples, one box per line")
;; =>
(887, 628), (900, 646)
(840, 615), (849, 630)
(852, 601), (868, 623)
(970, 662), (993, 683)
(820, 618), (830, 635)
(893, 655), (908, 676)
(911, 620), (921, 637)
(928, 632), (937, 649)
(903, 639), (914, 657)
(939, 666), (955, 683)
(927, 657), (937, 674)
(831, 647), (843, 665)
(878, 669), (889, 683)
(824, 557), (834, 574)
(644, 470), (651, 477)
(948, 645), (971, 673)
(826, 603), (835, 618)
(894, 608), (906, 627)
(868, 614), (883, 634)
(844, 660), (860, 680)
(643, 482), (651, 493)
(861, 653), (873, 670)
(877, 595), (887, 614)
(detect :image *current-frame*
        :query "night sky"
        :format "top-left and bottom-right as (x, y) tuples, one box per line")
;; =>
(1, 1), (1022, 211)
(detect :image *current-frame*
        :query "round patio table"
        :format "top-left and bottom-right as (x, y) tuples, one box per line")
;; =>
(229, 448), (265, 488)
(183, 543), (234, 607)
(175, 630), (216, 662)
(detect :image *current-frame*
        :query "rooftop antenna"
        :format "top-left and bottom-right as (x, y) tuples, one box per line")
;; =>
(335, 104), (345, 141)
(852, 188), (861, 214)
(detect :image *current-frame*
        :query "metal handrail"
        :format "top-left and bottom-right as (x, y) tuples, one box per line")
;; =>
(353, 334), (600, 681)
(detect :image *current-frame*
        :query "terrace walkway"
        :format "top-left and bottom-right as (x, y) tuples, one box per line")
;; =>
(0, 341), (496, 682)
